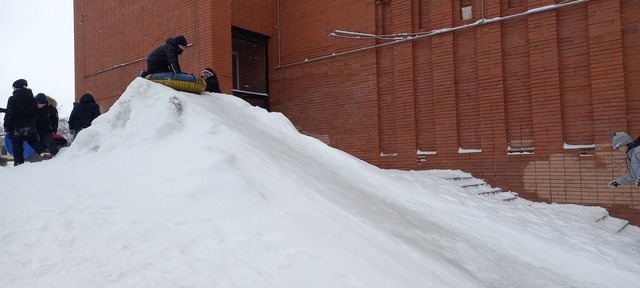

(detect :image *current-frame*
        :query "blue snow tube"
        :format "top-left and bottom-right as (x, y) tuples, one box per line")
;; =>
(4, 134), (36, 158)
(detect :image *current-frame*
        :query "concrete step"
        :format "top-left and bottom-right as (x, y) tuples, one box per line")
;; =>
(596, 214), (630, 234)
(442, 171), (629, 234)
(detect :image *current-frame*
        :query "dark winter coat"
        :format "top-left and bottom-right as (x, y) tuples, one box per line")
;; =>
(0, 107), (7, 113)
(35, 102), (59, 136)
(3, 87), (38, 137)
(69, 93), (101, 133)
(146, 37), (184, 74)
(204, 74), (222, 93)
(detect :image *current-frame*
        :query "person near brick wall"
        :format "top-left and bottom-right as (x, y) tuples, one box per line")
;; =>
(69, 92), (101, 136)
(202, 67), (222, 93)
(608, 132), (640, 189)
(34, 93), (60, 156)
(141, 35), (189, 77)
(3, 79), (52, 165)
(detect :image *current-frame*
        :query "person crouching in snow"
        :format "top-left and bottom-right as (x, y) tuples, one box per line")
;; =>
(608, 132), (640, 189)
(3, 79), (53, 165)
(34, 93), (60, 156)
(202, 67), (222, 93)
(141, 35), (189, 77)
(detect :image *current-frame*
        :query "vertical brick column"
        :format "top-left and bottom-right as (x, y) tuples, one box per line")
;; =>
(73, 0), (87, 100)
(527, 4), (563, 200)
(588, 0), (626, 143)
(586, 0), (636, 223)
(376, 1), (398, 158)
(476, 1), (508, 185)
(201, 0), (233, 92)
(528, 8), (563, 156)
(431, 0), (458, 165)
(391, 0), (418, 167)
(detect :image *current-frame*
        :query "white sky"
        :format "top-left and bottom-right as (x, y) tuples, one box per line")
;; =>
(1, 78), (639, 287)
(0, 0), (75, 118)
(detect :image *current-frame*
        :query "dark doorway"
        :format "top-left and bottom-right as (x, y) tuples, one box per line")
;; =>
(232, 27), (270, 110)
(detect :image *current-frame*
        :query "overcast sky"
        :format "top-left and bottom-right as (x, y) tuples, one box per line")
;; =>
(0, 0), (75, 118)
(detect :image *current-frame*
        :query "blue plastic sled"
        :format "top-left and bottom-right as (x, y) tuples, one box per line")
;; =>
(4, 134), (36, 158)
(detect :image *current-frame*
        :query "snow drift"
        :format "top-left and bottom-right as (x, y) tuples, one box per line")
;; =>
(1, 78), (639, 288)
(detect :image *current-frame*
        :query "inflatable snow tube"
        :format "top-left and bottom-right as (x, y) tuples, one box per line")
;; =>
(145, 72), (207, 94)
(4, 135), (36, 158)
(53, 134), (68, 148)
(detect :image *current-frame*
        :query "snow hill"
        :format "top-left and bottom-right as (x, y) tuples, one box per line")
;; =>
(1, 78), (639, 288)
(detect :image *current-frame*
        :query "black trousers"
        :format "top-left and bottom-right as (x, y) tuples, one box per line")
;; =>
(38, 132), (60, 156)
(11, 128), (46, 166)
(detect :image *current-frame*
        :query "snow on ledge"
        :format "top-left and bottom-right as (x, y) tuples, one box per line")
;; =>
(459, 148), (482, 154)
(563, 143), (596, 149)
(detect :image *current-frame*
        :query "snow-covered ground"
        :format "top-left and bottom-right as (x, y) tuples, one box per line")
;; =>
(1, 78), (639, 288)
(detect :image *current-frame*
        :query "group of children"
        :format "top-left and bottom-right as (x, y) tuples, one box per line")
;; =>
(3, 35), (218, 167)
(2, 79), (100, 166)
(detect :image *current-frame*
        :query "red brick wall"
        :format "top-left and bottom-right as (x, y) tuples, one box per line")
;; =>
(269, 0), (640, 224)
(74, 0), (234, 109)
(75, 0), (640, 225)
(232, 0), (272, 36)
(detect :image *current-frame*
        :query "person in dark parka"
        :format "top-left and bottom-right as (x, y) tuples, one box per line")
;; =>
(142, 35), (189, 77)
(3, 79), (50, 165)
(202, 67), (222, 93)
(68, 92), (101, 135)
(34, 93), (60, 156)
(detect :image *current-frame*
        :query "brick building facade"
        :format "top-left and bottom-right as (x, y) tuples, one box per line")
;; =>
(75, 0), (640, 225)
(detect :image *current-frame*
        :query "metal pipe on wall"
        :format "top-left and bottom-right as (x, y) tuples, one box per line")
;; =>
(276, 0), (590, 68)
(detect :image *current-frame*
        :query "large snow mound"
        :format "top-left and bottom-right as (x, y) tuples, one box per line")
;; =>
(1, 78), (639, 288)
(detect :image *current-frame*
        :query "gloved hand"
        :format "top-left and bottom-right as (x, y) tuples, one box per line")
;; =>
(608, 181), (620, 189)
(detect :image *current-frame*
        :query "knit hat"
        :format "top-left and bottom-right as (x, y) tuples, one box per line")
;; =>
(12, 79), (27, 89)
(611, 132), (633, 149)
(175, 35), (188, 47)
(35, 93), (48, 104)
(202, 67), (215, 77)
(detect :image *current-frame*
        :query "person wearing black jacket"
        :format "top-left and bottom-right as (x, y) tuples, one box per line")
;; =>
(69, 92), (101, 135)
(3, 79), (51, 165)
(141, 35), (189, 77)
(202, 67), (222, 93)
(34, 93), (60, 156)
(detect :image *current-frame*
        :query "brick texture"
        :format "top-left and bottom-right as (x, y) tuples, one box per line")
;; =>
(75, 0), (640, 225)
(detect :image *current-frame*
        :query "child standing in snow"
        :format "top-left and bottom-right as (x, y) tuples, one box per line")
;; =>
(3, 79), (52, 165)
(608, 132), (640, 189)
(69, 92), (101, 135)
(34, 93), (60, 156)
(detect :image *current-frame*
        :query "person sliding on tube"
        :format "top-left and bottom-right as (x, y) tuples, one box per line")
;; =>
(141, 35), (189, 77)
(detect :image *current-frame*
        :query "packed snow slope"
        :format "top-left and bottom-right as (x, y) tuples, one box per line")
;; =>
(1, 78), (640, 288)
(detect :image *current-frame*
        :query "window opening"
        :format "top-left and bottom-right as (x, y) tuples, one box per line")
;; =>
(232, 27), (270, 110)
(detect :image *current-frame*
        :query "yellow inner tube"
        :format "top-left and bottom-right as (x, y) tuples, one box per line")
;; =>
(145, 73), (207, 94)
